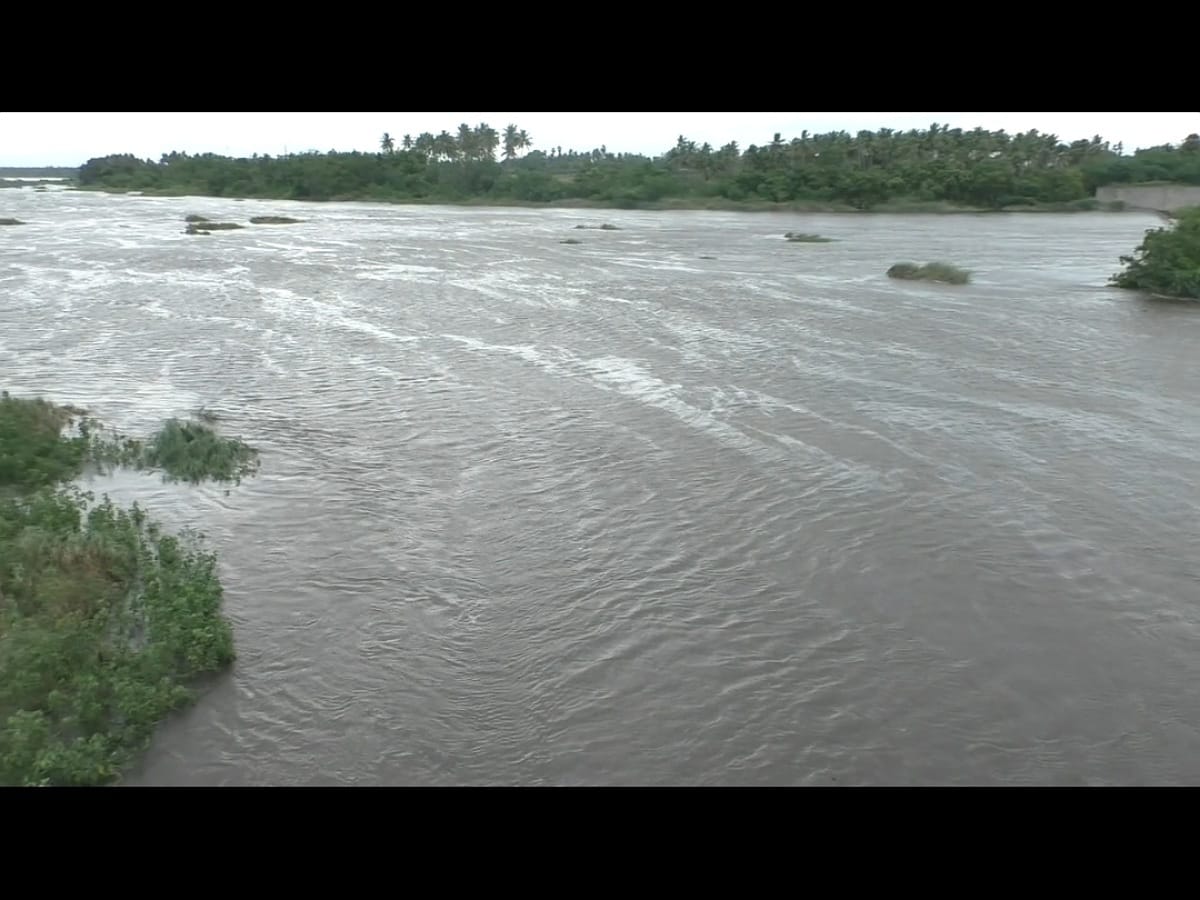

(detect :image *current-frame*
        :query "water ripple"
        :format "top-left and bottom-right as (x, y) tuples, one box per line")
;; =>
(4, 191), (1199, 785)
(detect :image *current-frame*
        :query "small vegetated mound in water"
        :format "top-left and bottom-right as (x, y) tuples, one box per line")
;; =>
(574, 223), (620, 230)
(1109, 206), (1200, 300)
(560, 238), (583, 245)
(139, 418), (259, 485)
(0, 218), (25, 225)
(183, 217), (243, 235)
(0, 394), (250, 785)
(249, 216), (303, 225)
(184, 214), (210, 223)
(887, 261), (971, 284)
(784, 232), (833, 243)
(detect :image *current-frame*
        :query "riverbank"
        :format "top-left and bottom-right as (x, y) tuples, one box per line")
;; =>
(0, 394), (256, 786)
(69, 184), (1131, 215)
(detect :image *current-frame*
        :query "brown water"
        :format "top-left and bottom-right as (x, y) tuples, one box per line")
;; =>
(2, 190), (1198, 785)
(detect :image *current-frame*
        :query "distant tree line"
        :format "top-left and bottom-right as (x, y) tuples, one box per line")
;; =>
(0, 166), (77, 177)
(76, 123), (1200, 209)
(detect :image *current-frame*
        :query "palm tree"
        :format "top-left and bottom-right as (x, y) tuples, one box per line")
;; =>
(517, 129), (532, 156)
(414, 133), (435, 160)
(380, 133), (395, 154)
(402, 134), (413, 151)
(435, 131), (458, 162)
(456, 124), (474, 161)
(503, 124), (519, 161)
(475, 123), (499, 162)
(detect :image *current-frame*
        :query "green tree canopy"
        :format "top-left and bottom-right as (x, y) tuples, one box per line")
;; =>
(1111, 207), (1200, 299)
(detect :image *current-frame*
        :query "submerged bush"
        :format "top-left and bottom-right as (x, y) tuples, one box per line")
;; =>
(784, 232), (833, 242)
(887, 261), (971, 284)
(141, 419), (260, 485)
(249, 216), (302, 224)
(0, 218), (24, 226)
(184, 221), (242, 235)
(1110, 206), (1200, 299)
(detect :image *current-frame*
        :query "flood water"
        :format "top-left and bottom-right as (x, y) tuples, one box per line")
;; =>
(2, 189), (1198, 785)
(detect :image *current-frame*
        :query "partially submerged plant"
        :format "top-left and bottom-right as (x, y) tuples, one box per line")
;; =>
(886, 261), (971, 284)
(184, 221), (243, 235)
(140, 418), (260, 485)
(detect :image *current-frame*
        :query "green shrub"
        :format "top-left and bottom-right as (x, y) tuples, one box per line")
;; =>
(141, 419), (259, 485)
(1110, 206), (1200, 299)
(0, 489), (234, 786)
(0, 393), (91, 491)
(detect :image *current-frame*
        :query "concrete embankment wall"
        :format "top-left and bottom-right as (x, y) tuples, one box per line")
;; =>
(1096, 184), (1200, 213)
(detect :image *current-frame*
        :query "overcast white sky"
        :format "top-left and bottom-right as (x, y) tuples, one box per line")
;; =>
(2, 112), (1198, 167)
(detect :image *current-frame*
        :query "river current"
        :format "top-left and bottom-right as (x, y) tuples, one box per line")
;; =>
(2, 189), (1197, 785)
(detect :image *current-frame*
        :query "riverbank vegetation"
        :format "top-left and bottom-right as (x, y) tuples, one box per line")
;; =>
(887, 262), (972, 285)
(0, 393), (258, 785)
(75, 125), (1200, 211)
(1110, 206), (1200, 299)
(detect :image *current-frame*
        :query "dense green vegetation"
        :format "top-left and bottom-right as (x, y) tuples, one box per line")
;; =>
(0, 395), (91, 493)
(140, 419), (260, 485)
(887, 262), (972, 285)
(0, 394), (258, 785)
(75, 124), (1200, 211)
(1110, 207), (1200, 299)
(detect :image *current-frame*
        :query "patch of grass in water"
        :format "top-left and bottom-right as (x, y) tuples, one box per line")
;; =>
(184, 221), (242, 235)
(249, 216), (302, 225)
(886, 261), (971, 284)
(560, 238), (583, 245)
(784, 232), (833, 243)
(140, 419), (259, 485)
(0, 218), (25, 226)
